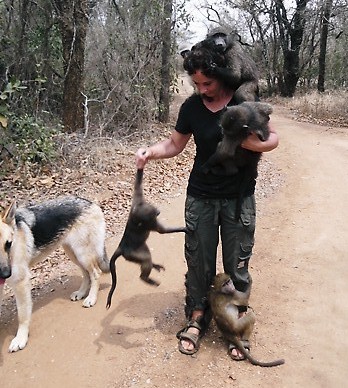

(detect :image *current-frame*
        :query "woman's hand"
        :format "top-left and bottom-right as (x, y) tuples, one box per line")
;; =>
(241, 123), (279, 153)
(135, 130), (191, 169)
(136, 147), (152, 169)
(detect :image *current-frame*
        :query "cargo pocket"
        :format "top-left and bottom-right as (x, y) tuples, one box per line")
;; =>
(184, 197), (199, 267)
(240, 195), (256, 228)
(239, 241), (254, 261)
(238, 195), (255, 269)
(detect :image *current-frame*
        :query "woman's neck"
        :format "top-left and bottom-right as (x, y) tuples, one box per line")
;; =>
(201, 90), (234, 112)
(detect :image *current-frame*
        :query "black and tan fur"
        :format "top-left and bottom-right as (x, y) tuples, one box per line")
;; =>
(106, 169), (187, 309)
(0, 196), (109, 352)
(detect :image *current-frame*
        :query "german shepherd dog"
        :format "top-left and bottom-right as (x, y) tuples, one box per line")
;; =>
(0, 196), (109, 352)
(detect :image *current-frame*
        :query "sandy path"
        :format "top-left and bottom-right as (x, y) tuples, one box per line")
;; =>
(1, 102), (348, 387)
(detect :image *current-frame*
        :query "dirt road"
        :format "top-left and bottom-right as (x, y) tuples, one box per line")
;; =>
(1, 104), (348, 387)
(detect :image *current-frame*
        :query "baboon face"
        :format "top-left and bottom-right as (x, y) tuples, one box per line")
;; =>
(220, 102), (272, 141)
(132, 203), (159, 227)
(193, 28), (229, 54)
(220, 106), (250, 139)
(212, 273), (236, 294)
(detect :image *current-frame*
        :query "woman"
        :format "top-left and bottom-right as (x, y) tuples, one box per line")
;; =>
(136, 46), (278, 359)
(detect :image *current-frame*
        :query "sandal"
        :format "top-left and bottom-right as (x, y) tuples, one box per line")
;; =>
(176, 319), (203, 355)
(228, 340), (250, 361)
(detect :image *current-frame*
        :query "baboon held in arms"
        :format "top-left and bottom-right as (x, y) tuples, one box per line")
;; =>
(209, 273), (285, 367)
(201, 101), (272, 219)
(187, 28), (259, 103)
(202, 101), (272, 175)
(106, 169), (187, 309)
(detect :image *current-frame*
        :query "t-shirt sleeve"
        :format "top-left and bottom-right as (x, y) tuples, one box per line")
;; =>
(175, 99), (192, 135)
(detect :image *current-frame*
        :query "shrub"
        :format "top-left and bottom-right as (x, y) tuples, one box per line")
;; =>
(1, 114), (59, 168)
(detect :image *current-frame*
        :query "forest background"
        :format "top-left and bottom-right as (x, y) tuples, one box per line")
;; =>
(0, 0), (347, 183)
(2, 2), (348, 385)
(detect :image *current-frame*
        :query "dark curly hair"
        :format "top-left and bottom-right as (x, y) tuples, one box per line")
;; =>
(183, 42), (227, 80)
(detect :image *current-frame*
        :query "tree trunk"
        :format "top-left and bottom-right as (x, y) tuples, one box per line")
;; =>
(275, 0), (309, 97)
(54, 0), (88, 132)
(158, 0), (173, 123)
(317, 0), (333, 93)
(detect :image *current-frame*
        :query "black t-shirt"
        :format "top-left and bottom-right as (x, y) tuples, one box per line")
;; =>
(175, 94), (256, 199)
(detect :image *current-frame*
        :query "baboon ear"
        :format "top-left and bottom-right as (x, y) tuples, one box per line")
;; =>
(2, 200), (16, 225)
(180, 44), (194, 58)
(180, 49), (191, 58)
(258, 103), (273, 116)
(265, 105), (273, 116)
(259, 110), (271, 121)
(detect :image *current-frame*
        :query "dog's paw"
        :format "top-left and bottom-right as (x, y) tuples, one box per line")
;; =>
(8, 334), (28, 352)
(82, 294), (97, 308)
(70, 290), (86, 301)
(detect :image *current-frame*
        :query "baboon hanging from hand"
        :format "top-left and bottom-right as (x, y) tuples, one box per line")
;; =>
(183, 28), (259, 103)
(209, 273), (285, 367)
(106, 169), (187, 309)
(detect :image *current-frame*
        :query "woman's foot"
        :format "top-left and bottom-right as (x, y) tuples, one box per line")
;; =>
(177, 311), (204, 355)
(229, 311), (249, 360)
(229, 340), (250, 361)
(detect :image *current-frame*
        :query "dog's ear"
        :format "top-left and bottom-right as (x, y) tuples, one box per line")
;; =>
(2, 200), (16, 225)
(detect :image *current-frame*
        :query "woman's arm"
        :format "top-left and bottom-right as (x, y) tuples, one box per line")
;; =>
(136, 130), (192, 169)
(241, 122), (279, 153)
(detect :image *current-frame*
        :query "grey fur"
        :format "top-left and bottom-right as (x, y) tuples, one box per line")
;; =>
(202, 101), (272, 218)
(191, 29), (259, 103)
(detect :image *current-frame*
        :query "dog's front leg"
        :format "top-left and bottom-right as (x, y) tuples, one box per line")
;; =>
(0, 280), (4, 317)
(9, 276), (32, 352)
(82, 266), (100, 308)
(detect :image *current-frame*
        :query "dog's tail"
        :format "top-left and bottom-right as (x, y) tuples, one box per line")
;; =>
(97, 248), (110, 273)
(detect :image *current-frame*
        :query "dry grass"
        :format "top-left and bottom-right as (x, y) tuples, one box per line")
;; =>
(271, 90), (348, 127)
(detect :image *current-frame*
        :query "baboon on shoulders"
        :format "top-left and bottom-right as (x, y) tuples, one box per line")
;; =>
(183, 28), (259, 103)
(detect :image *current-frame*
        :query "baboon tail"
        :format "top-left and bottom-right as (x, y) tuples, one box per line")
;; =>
(106, 248), (121, 309)
(133, 169), (144, 204)
(136, 168), (144, 187)
(237, 342), (285, 367)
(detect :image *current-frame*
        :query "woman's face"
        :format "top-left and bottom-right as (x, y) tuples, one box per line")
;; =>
(191, 70), (222, 101)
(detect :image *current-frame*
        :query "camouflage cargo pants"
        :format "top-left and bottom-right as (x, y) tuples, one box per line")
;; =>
(183, 194), (255, 321)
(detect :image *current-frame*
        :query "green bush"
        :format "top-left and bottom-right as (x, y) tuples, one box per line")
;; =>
(3, 114), (59, 167)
